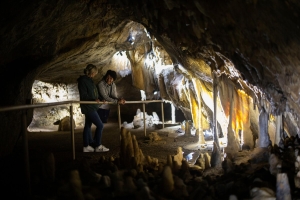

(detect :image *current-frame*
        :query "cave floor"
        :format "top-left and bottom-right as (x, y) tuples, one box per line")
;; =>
(4, 121), (264, 199)
(24, 122), (204, 171)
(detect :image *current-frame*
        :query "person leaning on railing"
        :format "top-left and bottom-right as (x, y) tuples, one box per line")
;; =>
(97, 70), (125, 123)
(77, 64), (109, 153)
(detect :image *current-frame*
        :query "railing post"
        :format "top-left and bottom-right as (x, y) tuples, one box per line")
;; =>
(22, 110), (31, 197)
(70, 104), (75, 160)
(161, 101), (164, 129)
(118, 104), (121, 129)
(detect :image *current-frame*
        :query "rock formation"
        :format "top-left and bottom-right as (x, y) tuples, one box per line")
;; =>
(1, 0), (300, 198)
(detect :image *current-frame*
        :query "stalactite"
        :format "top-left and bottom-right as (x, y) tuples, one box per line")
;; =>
(186, 80), (200, 136)
(213, 71), (221, 151)
(258, 107), (271, 148)
(192, 78), (205, 144)
(126, 50), (145, 90)
(275, 114), (282, 145)
(171, 103), (176, 123)
(158, 73), (168, 100)
(225, 84), (240, 156)
(236, 89), (252, 148)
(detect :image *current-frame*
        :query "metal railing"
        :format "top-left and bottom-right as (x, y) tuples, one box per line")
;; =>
(0, 100), (165, 196)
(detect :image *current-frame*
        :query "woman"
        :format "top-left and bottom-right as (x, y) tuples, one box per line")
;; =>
(97, 70), (125, 123)
(77, 64), (109, 152)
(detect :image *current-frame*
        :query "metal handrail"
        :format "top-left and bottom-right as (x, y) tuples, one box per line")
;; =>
(0, 100), (165, 158)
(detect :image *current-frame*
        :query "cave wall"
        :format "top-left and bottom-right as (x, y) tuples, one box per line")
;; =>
(28, 74), (143, 131)
(1, 0), (300, 156)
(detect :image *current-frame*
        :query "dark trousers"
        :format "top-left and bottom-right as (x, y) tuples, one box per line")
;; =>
(83, 110), (104, 147)
(97, 108), (110, 123)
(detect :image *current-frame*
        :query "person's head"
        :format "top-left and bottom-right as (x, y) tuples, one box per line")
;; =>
(84, 64), (98, 78)
(103, 70), (117, 85)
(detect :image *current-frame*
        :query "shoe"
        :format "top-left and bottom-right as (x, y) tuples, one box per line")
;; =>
(83, 145), (94, 152)
(95, 145), (109, 152)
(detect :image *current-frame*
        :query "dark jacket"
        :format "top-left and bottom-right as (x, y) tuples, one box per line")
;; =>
(77, 75), (99, 114)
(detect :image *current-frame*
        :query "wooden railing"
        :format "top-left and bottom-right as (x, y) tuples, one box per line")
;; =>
(0, 100), (165, 196)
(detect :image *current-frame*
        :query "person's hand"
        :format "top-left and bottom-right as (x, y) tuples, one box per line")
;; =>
(118, 98), (125, 104)
(95, 99), (101, 103)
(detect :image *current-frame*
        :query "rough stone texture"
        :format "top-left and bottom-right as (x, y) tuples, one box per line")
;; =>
(1, 0), (300, 159)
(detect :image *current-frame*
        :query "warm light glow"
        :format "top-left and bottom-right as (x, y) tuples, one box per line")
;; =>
(111, 51), (131, 77)
(232, 89), (251, 135)
(199, 80), (228, 136)
(269, 114), (275, 122)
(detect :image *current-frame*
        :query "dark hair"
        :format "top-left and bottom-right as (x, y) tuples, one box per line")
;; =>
(84, 64), (98, 75)
(103, 70), (117, 80)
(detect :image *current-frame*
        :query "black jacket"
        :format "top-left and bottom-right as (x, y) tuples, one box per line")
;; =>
(77, 75), (99, 114)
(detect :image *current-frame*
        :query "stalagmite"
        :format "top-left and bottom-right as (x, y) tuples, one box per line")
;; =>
(138, 149), (145, 166)
(204, 152), (211, 169)
(132, 134), (141, 166)
(123, 176), (137, 194)
(276, 173), (291, 200)
(211, 141), (222, 167)
(180, 159), (192, 182)
(120, 127), (139, 169)
(162, 165), (174, 195)
(148, 132), (162, 142)
(69, 170), (84, 200)
(121, 130), (134, 169)
(120, 127), (148, 169)
(172, 147), (183, 171)
(258, 107), (271, 148)
(184, 120), (192, 136)
(173, 175), (189, 197)
(136, 178), (154, 200)
(120, 127), (128, 167)
(222, 156), (234, 173)
(112, 170), (125, 196)
(196, 153), (205, 169)
(269, 154), (281, 175)
(102, 175), (111, 188)
(166, 155), (173, 167)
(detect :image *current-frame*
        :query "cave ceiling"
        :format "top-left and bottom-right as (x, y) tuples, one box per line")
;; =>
(1, 0), (300, 118)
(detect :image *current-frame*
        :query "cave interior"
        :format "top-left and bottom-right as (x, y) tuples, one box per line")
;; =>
(1, 0), (300, 199)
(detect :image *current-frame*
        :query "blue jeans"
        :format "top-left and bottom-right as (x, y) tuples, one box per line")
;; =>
(97, 108), (110, 123)
(83, 110), (104, 147)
